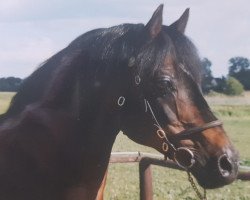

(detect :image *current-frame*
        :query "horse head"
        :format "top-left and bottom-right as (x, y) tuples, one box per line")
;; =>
(120, 5), (239, 189)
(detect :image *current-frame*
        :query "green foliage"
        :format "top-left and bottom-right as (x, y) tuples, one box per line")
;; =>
(0, 77), (22, 92)
(228, 57), (250, 90)
(224, 76), (244, 96)
(231, 70), (250, 90)
(229, 57), (250, 75)
(213, 76), (244, 96)
(213, 76), (227, 93)
(201, 58), (215, 93)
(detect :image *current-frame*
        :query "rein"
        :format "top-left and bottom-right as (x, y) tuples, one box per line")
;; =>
(173, 120), (223, 140)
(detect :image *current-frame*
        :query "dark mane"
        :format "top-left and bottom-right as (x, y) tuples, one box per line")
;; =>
(164, 26), (202, 84)
(136, 30), (174, 78)
(0, 24), (145, 122)
(42, 23), (146, 87)
(69, 23), (144, 62)
(37, 24), (150, 115)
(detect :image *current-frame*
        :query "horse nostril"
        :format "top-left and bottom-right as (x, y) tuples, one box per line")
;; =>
(218, 154), (233, 177)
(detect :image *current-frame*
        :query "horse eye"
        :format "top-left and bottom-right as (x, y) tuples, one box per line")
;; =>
(157, 78), (175, 97)
(144, 77), (175, 98)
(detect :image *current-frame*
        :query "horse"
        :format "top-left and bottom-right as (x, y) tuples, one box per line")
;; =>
(0, 4), (239, 200)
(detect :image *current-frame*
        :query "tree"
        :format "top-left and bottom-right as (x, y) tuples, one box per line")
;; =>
(229, 57), (250, 74)
(213, 76), (227, 93)
(201, 58), (215, 93)
(228, 57), (250, 90)
(224, 76), (244, 96)
(0, 77), (22, 92)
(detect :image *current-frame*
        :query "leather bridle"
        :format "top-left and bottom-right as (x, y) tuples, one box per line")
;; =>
(118, 56), (224, 200)
(118, 67), (223, 169)
(127, 57), (223, 169)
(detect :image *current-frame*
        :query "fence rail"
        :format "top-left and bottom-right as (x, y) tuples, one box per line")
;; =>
(109, 152), (250, 200)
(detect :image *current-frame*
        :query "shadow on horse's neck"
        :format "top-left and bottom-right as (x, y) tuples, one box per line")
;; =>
(37, 50), (120, 187)
(41, 49), (121, 131)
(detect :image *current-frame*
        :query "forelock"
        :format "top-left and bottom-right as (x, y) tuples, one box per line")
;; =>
(163, 26), (202, 84)
(135, 31), (175, 78)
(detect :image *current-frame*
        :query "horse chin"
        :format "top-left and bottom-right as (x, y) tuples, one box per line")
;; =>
(194, 172), (237, 189)
(190, 156), (239, 189)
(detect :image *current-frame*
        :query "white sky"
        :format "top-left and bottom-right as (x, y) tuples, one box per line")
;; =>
(0, 0), (249, 78)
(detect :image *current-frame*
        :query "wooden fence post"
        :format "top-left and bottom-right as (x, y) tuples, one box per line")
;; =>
(237, 171), (250, 180)
(139, 158), (153, 200)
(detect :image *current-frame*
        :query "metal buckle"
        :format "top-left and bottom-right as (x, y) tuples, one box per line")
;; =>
(174, 147), (195, 169)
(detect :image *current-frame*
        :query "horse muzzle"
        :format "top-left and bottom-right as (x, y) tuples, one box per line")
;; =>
(191, 149), (239, 189)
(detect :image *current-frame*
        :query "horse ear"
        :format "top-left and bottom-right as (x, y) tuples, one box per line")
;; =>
(145, 4), (164, 38)
(170, 8), (189, 33)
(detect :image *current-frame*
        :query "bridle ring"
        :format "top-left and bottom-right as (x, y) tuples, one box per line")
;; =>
(117, 96), (126, 106)
(135, 75), (141, 85)
(174, 147), (195, 169)
(157, 129), (166, 139)
(162, 142), (169, 152)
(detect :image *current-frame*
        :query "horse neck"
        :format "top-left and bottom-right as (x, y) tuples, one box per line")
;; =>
(46, 71), (121, 187)
(39, 47), (124, 177)
(74, 100), (120, 196)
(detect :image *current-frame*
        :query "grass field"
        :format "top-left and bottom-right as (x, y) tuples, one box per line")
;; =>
(0, 92), (15, 114)
(0, 92), (250, 199)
